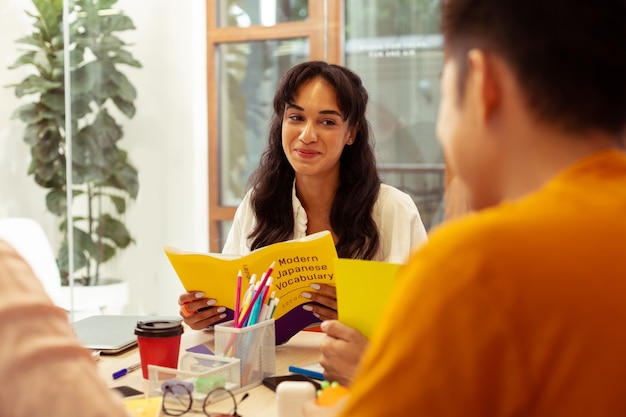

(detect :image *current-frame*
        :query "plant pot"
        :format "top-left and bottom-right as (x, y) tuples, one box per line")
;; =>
(58, 278), (130, 321)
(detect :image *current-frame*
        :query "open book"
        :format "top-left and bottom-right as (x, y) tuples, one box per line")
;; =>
(164, 231), (338, 344)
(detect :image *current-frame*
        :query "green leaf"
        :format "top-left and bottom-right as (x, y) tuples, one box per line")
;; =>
(68, 47), (85, 67)
(94, 80), (120, 102)
(46, 188), (67, 216)
(35, 172), (65, 189)
(34, 155), (63, 188)
(110, 49), (142, 68)
(101, 14), (136, 33)
(71, 61), (100, 94)
(12, 103), (43, 123)
(68, 226), (97, 274)
(57, 238), (90, 282)
(74, 226), (97, 255)
(13, 75), (62, 97)
(50, 33), (64, 49)
(33, 49), (52, 73)
(108, 194), (127, 214)
(33, 0), (61, 40)
(51, 66), (64, 81)
(32, 131), (62, 163)
(7, 51), (37, 70)
(27, 158), (37, 176)
(23, 119), (59, 146)
(112, 160), (139, 198)
(99, 34), (125, 51)
(23, 123), (41, 146)
(70, 95), (92, 120)
(96, 0), (120, 10)
(96, 213), (133, 248)
(110, 70), (136, 101)
(70, 163), (89, 184)
(51, 0), (63, 15)
(95, 242), (117, 264)
(41, 89), (65, 111)
(14, 34), (45, 49)
(93, 109), (122, 147)
(112, 95), (135, 118)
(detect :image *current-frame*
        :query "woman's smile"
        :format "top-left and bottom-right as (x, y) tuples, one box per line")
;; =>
(282, 77), (354, 179)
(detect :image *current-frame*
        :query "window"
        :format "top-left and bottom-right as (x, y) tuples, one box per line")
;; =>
(207, 0), (444, 252)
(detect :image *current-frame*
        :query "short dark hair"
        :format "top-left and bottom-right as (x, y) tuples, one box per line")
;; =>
(442, 0), (626, 136)
(248, 61), (381, 259)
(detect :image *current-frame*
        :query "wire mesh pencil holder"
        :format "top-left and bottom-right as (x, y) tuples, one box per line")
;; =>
(214, 319), (276, 390)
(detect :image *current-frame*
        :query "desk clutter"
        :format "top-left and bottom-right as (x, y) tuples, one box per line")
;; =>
(146, 319), (276, 397)
(113, 328), (337, 417)
(122, 319), (276, 416)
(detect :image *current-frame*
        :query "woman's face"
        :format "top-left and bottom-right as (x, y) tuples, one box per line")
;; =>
(281, 77), (355, 181)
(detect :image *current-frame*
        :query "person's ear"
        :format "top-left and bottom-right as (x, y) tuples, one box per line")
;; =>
(346, 126), (357, 145)
(467, 49), (500, 122)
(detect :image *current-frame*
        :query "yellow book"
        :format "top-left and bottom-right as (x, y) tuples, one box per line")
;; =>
(164, 231), (338, 321)
(335, 258), (403, 338)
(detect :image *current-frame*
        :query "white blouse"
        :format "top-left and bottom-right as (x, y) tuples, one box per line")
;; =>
(223, 183), (428, 263)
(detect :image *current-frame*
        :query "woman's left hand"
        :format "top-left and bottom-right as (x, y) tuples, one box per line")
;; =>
(302, 283), (338, 320)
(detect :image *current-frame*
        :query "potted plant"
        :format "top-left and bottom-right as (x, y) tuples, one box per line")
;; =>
(7, 0), (141, 292)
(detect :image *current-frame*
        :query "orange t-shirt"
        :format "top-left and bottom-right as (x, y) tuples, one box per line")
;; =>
(341, 150), (626, 417)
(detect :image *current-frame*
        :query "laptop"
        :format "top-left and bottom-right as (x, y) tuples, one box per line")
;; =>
(72, 315), (181, 354)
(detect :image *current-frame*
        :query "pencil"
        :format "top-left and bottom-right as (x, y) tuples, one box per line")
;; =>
(234, 270), (242, 327)
(239, 261), (275, 327)
(269, 297), (279, 319)
(237, 274), (257, 326)
(248, 277), (272, 326)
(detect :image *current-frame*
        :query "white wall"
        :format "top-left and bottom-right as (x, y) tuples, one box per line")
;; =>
(0, 0), (208, 317)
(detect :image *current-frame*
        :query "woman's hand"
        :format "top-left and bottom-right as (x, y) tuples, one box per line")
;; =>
(302, 283), (338, 321)
(319, 320), (369, 387)
(178, 291), (227, 330)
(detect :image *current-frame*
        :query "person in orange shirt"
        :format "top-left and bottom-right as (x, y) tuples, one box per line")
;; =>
(304, 0), (626, 416)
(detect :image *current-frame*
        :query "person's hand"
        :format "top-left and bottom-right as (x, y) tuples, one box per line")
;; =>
(302, 395), (349, 417)
(319, 320), (369, 387)
(301, 283), (338, 320)
(178, 291), (227, 330)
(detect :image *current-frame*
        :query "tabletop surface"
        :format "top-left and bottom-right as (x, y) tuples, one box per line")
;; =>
(99, 325), (324, 416)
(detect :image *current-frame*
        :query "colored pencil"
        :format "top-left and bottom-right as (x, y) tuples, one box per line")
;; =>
(238, 261), (275, 328)
(234, 270), (242, 327)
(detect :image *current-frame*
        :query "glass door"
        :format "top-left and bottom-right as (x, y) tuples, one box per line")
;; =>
(345, 0), (444, 230)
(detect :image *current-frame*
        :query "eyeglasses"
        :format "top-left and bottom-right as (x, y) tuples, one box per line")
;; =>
(161, 379), (249, 416)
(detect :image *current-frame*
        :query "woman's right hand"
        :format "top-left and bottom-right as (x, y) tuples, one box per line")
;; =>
(178, 291), (227, 330)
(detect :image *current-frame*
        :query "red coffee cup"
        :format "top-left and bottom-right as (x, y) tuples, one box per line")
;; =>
(135, 320), (184, 379)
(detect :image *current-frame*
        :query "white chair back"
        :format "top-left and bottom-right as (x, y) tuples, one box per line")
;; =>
(0, 217), (62, 306)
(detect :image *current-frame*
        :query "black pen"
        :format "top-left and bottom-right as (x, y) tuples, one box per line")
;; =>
(112, 362), (141, 380)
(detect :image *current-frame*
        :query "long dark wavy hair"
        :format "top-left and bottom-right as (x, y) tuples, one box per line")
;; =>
(247, 60), (381, 260)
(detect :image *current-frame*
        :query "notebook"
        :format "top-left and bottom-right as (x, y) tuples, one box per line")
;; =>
(72, 315), (181, 354)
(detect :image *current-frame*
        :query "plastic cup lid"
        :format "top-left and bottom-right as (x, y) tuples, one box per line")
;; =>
(135, 320), (184, 338)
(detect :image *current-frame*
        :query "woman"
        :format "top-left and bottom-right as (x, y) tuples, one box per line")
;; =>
(179, 60), (427, 385)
